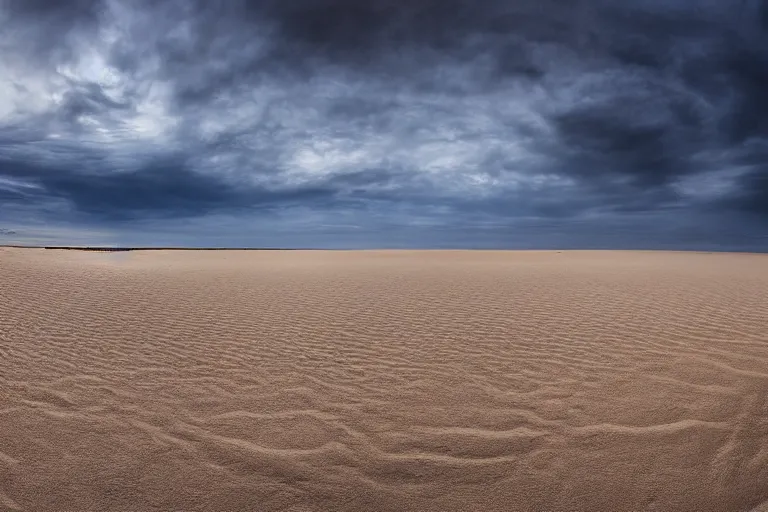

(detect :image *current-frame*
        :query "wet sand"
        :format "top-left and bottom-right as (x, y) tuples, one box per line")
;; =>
(1, 248), (767, 511)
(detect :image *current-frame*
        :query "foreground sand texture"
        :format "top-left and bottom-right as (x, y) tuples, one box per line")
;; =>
(1, 249), (767, 511)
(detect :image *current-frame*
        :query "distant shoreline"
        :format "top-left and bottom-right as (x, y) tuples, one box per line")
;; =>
(1, 245), (767, 255)
(0, 246), (308, 251)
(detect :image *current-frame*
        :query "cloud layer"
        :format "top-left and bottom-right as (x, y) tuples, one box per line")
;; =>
(1, 0), (766, 248)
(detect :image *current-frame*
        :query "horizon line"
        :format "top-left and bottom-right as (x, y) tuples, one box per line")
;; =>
(2, 245), (767, 255)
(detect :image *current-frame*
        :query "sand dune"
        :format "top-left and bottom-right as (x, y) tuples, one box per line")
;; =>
(1, 248), (767, 511)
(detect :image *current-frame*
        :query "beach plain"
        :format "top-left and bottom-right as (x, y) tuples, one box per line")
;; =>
(1, 248), (767, 511)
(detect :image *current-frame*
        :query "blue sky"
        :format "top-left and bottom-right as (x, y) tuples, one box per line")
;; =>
(1, 0), (766, 249)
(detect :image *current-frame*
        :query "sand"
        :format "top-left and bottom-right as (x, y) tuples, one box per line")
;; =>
(1, 248), (767, 512)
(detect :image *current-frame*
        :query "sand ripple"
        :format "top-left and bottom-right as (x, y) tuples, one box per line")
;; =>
(1, 249), (767, 511)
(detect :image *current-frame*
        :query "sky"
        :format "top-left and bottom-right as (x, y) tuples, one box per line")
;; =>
(0, 0), (767, 249)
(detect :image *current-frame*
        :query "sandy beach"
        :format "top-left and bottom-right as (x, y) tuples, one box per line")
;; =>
(1, 248), (767, 511)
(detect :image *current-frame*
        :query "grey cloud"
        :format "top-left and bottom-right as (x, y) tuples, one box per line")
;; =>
(0, 0), (103, 63)
(0, 156), (357, 221)
(0, 0), (766, 248)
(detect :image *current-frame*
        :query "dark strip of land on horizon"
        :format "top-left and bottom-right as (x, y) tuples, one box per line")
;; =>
(1, 246), (308, 251)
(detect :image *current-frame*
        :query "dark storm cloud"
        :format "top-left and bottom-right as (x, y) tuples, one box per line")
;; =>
(0, 0), (766, 248)
(144, 0), (579, 105)
(0, 157), (244, 219)
(0, 0), (103, 63)
(0, 155), (377, 220)
(252, 0), (576, 64)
